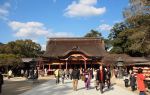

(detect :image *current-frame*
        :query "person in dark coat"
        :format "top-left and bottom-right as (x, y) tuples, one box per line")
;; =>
(96, 65), (106, 94)
(71, 67), (80, 91)
(34, 69), (38, 80)
(106, 68), (111, 89)
(130, 72), (136, 91)
(124, 74), (129, 87)
(0, 72), (4, 94)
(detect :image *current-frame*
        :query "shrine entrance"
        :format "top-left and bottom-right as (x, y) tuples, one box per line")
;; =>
(59, 52), (102, 70)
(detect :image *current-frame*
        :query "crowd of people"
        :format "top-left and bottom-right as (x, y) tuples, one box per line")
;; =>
(0, 65), (147, 95)
(6, 68), (39, 80)
(54, 65), (112, 94)
(114, 67), (147, 95)
(54, 66), (147, 95)
(0, 68), (39, 94)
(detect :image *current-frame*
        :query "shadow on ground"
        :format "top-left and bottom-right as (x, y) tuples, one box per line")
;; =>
(20, 79), (74, 95)
(2, 78), (51, 95)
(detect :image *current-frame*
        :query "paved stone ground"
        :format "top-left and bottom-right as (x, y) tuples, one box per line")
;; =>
(20, 78), (137, 95)
(2, 76), (52, 95)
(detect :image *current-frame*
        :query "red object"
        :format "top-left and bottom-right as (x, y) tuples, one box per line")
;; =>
(100, 70), (103, 81)
(136, 74), (146, 91)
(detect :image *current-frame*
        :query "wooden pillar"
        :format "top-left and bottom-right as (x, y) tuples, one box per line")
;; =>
(37, 61), (39, 69)
(84, 60), (86, 70)
(80, 61), (81, 69)
(91, 61), (92, 69)
(39, 61), (43, 69)
(59, 63), (61, 69)
(43, 64), (44, 70)
(49, 64), (51, 70)
(66, 61), (68, 70)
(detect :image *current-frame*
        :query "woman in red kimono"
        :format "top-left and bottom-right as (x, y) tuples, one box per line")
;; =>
(136, 68), (146, 95)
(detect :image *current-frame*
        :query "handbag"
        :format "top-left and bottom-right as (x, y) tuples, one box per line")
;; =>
(81, 75), (85, 81)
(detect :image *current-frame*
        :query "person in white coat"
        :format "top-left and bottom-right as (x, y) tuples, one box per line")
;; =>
(8, 70), (12, 79)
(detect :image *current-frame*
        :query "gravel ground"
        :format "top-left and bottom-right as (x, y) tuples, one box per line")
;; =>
(20, 78), (137, 95)
(1, 76), (149, 95)
(112, 77), (150, 95)
(2, 76), (53, 95)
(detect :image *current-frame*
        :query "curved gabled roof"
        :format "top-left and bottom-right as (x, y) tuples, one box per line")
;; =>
(43, 38), (106, 58)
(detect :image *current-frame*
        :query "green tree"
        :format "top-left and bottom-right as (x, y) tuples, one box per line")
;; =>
(0, 43), (5, 54)
(103, 39), (112, 51)
(109, 14), (150, 57)
(84, 29), (111, 51)
(12, 39), (42, 57)
(0, 54), (21, 66)
(0, 39), (43, 67)
(84, 30), (102, 38)
(126, 15), (150, 56)
(0, 39), (42, 57)
(0, 42), (3, 45)
(108, 22), (127, 39)
(108, 22), (128, 53)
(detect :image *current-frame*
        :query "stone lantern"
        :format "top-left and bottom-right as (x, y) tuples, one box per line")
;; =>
(116, 57), (124, 78)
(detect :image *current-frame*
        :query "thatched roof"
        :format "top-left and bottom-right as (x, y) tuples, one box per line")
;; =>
(43, 37), (150, 66)
(103, 54), (133, 63)
(43, 38), (106, 58)
(103, 53), (150, 65)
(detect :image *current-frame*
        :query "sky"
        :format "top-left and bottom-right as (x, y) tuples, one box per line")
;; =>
(0, 0), (128, 50)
